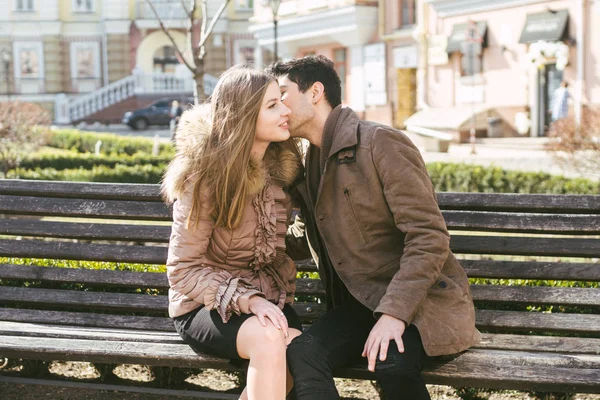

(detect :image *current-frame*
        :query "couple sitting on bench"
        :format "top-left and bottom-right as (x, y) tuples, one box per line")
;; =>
(162, 56), (481, 400)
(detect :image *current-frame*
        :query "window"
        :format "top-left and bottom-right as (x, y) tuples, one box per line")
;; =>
(15, 0), (34, 11)
(236, 0), (253, 10)
(333, 48), (347, 103)
(153, 46), (179, 73)
(73, 0), (94, 13)
(398, 0), (416, 28)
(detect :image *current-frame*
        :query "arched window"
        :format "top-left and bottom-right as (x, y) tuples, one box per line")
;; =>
(153, 46), (179, 73)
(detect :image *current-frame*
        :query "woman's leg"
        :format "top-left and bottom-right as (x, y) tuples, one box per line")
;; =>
(238, 327), (302, 400)
(236, 316), (289, 400)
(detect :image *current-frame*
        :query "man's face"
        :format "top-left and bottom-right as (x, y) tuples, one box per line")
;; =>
(278, 75), (314, 138)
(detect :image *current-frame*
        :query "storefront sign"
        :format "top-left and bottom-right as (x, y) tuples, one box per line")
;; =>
(364, 43), (387, 106)
(446, 21), (487, 53)
(428, 35), (448, 65)
(519, 10), (569, 43)
(393, 45), (418, 69)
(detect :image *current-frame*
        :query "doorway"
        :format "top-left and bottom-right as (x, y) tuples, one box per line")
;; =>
(536, 63), (563, 136)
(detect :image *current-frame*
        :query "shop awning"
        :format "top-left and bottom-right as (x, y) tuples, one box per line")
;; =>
(446, 21), (488, 53)
(519, 9), (569, 44)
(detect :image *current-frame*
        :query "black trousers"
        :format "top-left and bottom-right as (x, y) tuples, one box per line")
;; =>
(287, 296), (431, 400)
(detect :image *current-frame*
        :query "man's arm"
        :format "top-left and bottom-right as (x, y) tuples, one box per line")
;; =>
(363, 127), (450, 370)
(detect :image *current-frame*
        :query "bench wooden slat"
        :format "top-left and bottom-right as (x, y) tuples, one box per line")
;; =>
(0, 239), (167, 264)
(0, 308), (175, 331)
(0, 335), (234, 370)
(2, 235), (598, 266)
(476, 309), (600, 334)
(0, 264), (167, 288)
(2, 275), (598, 316)
(0, 287), (325, 321)
(0, 195), (171, 220)
(3, 320), (599, 355)
(443, 211), (600, 234)
(0, 180), (161, 201)
(3, 180), (598, 213)
(0, 265), (322, 296)
(471, 285), (600, 307)
(1, 334), (598, 393)
(0, 321), (182, 343)
(451, 235), (600, 258)
(461, 260), (600, 281)
(475, 333), (600, 355)
(0, 287), (167, 313)
(437, 192), (600, 213)
(422, 353), (600, 393)
(0, 220), (171, 242)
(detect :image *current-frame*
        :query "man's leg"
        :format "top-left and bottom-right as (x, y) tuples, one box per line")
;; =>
(374, 324), (431, 400)
(286, 298), (373, 400)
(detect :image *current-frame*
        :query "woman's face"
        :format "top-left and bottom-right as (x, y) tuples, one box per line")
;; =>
(254, 81), (291, 146)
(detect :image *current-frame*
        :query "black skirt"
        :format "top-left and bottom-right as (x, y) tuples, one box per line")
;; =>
(173, 304), (302, 360)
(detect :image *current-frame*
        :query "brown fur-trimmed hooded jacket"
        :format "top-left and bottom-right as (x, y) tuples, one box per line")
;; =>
(162, 106), (303, 322)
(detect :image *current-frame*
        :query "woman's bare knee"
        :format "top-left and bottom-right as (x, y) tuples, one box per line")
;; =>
(237, 316), (286, 359)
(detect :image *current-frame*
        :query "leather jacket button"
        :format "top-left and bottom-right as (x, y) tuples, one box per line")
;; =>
(439, 281), (447, 289)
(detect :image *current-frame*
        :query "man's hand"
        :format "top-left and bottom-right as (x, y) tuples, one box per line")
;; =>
(362, 314), (406, 372)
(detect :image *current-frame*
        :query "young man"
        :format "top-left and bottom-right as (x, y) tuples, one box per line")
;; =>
(271, 56), (481, 400)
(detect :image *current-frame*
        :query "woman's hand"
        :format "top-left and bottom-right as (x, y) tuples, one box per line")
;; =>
(248, 295), (289, 338)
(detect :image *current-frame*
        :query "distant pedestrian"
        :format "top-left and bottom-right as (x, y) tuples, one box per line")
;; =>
(169, 100), (183, 142)
(550, 81), (570, 122)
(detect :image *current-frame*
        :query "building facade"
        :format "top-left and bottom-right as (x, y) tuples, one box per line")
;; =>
(0, 0), (256, 122)
(405, 0), (600, 139)
(250, 0), (397, 124)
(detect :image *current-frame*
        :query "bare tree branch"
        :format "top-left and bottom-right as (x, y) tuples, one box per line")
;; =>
(198, 0), (231, 50)
(179, 0), (191, 19)
(145, 0), (196, 72)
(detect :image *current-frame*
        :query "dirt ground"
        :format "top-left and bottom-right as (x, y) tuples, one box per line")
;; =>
(1, 361), (599, 400)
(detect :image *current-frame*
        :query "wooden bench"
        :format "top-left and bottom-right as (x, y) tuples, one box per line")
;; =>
(0, 179), (599, 397)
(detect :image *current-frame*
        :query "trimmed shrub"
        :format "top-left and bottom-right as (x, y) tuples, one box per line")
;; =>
(18, 152), (172, 171)
(48, 129), (174, 156)
(8, 164), (166, 184)
(427, 163), (599, 194)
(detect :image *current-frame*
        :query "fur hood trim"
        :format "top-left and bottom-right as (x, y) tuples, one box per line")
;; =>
(162, 105), (302, 203)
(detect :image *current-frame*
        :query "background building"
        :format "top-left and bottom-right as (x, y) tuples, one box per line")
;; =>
(405, 0), (600, 140)
(0, 0), (257, 123)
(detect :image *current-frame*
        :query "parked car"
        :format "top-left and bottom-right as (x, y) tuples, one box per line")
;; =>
(122, 97), (193, 130)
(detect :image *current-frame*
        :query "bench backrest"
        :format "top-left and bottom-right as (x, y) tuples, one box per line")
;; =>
(1, 180), (599, 341)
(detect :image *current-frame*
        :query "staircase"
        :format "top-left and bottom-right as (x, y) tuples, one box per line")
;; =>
(62, 71), (218, 124)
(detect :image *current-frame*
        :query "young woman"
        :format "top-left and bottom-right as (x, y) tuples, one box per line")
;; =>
(162, 66), (304, 400)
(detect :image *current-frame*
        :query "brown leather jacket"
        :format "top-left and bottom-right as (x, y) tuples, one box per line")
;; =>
(163, 107), (303, 322)
(291, 106), (481, 356)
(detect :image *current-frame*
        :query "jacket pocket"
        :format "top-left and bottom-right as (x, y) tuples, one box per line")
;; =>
(343, 187), (371, 243)
(365, 259), (399, 278)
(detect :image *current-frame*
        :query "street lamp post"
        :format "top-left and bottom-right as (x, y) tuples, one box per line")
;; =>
(270, 0), (281, 62)
(1, 49), (11, 101)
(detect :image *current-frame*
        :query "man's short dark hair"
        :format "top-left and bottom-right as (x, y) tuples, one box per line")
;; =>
(268, 55), (342, 108)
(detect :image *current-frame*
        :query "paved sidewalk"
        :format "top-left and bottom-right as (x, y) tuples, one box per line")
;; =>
(418, 137), (599, 182)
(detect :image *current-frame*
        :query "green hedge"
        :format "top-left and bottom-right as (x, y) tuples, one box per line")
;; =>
(427, 162), (600, 194)
(8, 162), (600, 193)
(48, 129), (174, 156)
(8, 164), (166, 183)
(18, 152), (172, 171)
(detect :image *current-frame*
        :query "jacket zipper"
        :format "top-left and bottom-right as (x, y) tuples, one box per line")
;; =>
(344, 188), (370, 243)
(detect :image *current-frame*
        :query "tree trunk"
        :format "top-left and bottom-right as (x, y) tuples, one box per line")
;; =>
(194, 71), (206, 105)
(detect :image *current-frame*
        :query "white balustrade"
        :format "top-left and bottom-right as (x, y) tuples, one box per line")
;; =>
(66, 71), (216, 122)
